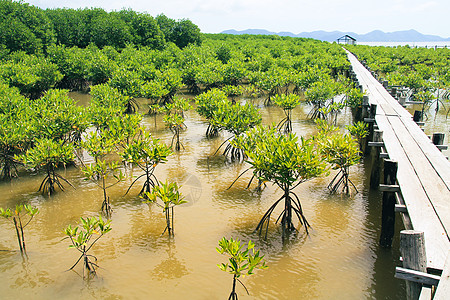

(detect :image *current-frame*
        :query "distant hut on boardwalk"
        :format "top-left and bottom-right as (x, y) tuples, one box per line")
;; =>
(337, 35), (356, 45)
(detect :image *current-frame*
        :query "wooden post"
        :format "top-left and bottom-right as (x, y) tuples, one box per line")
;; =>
(361, 95), (369, 119)
(413, 111), (423, 123)
(355, 95), (369, 122)
(400, 230), (427, 300)
(432, 133), (446, 152)
(391, 87), (398, 99)
(365, 104), (377, 156)
(399, 96), (406, 107)
(432, 133), (445, 146)
(382, 80), (389, 89)
(370, 130), (383, 189)
(379, 159), (398, 248)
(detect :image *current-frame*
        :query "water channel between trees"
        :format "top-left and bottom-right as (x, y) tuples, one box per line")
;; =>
(2, 91), (448, 299)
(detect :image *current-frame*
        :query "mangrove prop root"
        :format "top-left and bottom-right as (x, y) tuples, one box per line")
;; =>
(102, 197), (113, 218)
(256, 190), (310, 239)
(206, 124), (219, 137)
(328, 168), (358, 194)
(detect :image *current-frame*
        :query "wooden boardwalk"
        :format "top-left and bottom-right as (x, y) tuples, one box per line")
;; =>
(346, 50), (450, 297)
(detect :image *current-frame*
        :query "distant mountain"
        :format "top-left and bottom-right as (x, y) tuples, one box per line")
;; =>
(220, 29), (450, 42)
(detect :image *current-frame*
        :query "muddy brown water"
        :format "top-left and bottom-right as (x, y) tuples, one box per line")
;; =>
(6, 91), (448, 299)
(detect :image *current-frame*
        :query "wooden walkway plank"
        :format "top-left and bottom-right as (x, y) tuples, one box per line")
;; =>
(347, 54), (400, 116)
(346, 49), (450, 272)
(347, 48), (450, 296)
(399, 116), (450, 190)
(347, 51), (413, 119)
(388, 116), (450, 247)
(377, 115), (449, 270)
(434, 250), (450, 299)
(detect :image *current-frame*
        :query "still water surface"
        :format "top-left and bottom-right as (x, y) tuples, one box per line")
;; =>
(5, 91), (447, 299)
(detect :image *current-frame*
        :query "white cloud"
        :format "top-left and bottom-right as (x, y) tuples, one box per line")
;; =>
(412, 1), (438, 12)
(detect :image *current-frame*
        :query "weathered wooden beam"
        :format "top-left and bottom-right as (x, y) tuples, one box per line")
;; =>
(406, 101), (425, 105)
(379, 184), (400, 192)
(400, 230), (428, 300)
(432, 133), (445, 145)
(361, 95), (370, 119)
(380, 159), (398, 248)
(365, 104), (377, 156)
(364, 118), (375, 123)
(395, 204), (408, 213)
(370, 130), (384, 189)
(368, 142), (384, 147)
(354, 95), (368, 122)
(395, 267), (440, 286)
(434, 250), (450, 299)
(396, 193), (413, 230)
(380, 152), (389, 159)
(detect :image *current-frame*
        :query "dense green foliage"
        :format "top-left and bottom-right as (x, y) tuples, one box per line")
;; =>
(157, 15), (202, 49)
(0, 1), (201, 54)
(0, 83), (31, 180)
(195, 88), (228, 136)
(0, 0), (55, 54)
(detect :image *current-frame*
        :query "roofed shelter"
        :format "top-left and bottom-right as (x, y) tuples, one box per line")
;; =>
(337, 35), (356, 45)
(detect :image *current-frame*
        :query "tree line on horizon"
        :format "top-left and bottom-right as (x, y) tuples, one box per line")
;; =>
(0, 0), (202, 55)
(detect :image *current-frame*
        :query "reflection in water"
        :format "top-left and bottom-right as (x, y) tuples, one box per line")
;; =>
(0, 92), (412, 299)
(152, 240), (190, 280)
(0, 253), (54, 291)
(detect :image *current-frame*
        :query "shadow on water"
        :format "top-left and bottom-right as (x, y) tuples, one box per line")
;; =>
(362, 158), (406, 299)
(152, 240), (190, 280)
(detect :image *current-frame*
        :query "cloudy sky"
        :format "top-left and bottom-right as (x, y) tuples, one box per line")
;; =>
(28, 0), (449, 38)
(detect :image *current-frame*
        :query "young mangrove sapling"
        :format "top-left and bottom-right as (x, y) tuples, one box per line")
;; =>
(217, 237), (267, 300)
(63, 215), (111, 278)
(211, 102), (261, 162)
(234, 126), (328, 239)
(0, 204), (38, 254)
(81, 132), (125, 217)
(122, 128), (172, 196)
(162, 97), (191, 151)
(143, 180), (186, 235)
(17, 138), (75, 196)
(273, 93), (301, 133)
(316, 121), (361, 194)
